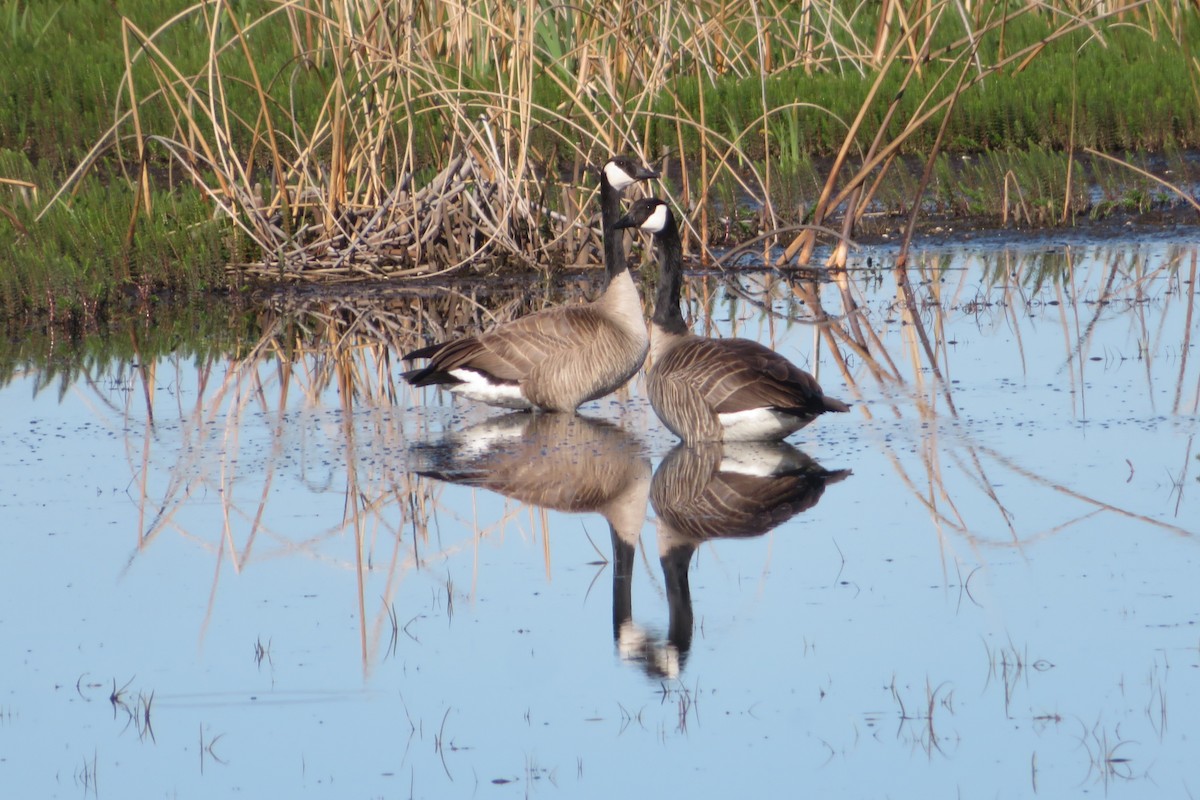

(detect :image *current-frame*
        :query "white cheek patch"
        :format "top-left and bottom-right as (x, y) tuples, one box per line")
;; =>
(604, 161), (637, 190)
(641, 203), (670, 233)
(717, 408), (804, 442)
(617, 620), (680, 679)
(448, 369), (533, 409)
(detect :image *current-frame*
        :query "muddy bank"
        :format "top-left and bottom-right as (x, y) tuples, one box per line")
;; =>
(3, 206), (1196, 345)
(248, 208), (1200, 306)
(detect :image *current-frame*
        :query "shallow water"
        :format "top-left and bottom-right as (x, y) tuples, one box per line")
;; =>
(2, 232), (1199, 798)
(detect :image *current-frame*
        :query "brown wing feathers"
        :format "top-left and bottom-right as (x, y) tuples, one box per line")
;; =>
(658, 337), (845, 417)
(402, 304), (595, 388)
(402, 156), (656, 411)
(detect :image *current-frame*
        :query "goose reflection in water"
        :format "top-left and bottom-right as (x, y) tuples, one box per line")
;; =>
(615, 442), (851, 679)
(410, 417), (848, 681)
(412, 411), (651, 567)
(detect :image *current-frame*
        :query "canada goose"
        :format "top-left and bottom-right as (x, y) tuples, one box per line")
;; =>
(411, 411), (659, 674)
(412, 411), (650, 557)
(651, 441), (851, 543)
(614, 197), (851, 443)
(627, 441), (850, 676)
(401, 156), (658, 412)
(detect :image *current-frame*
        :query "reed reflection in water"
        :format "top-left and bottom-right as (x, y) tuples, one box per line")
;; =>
(4, 236), (1200, 798)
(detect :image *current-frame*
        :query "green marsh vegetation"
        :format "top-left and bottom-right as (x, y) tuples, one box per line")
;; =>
(1, 0), (1199, 327)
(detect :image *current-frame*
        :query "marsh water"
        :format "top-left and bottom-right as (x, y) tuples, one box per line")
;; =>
(3, 229), (1199, 798)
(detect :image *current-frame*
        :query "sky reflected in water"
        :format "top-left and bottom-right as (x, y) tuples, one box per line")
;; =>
(2, 234), (1199, 798)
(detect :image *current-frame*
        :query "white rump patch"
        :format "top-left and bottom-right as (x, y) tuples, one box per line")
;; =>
(448, 369), (533, 410)
(717, 408), (805, 442)
(718, 442), (794, 476)
(451, 415), (530, 459)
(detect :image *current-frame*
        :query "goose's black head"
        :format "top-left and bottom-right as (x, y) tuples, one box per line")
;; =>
(613, 197), (673, 234)
(601, 156), (659, 192)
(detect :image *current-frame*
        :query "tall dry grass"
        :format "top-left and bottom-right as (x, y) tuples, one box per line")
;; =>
(40, 0), (1196, 279)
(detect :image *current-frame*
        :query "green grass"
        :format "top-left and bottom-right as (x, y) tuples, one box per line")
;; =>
(0, 172), (228, 324)
(653, 12), (1200, 158)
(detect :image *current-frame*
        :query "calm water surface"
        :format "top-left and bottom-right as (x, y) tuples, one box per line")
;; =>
(2, 232), (1199, 798)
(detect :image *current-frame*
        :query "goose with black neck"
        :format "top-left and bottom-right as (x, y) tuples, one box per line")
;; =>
(402, 156), (658, 412)
(614, 197), (850, 443)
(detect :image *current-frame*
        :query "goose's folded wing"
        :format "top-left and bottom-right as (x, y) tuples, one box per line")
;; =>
(480, 305), (614, 371)
(660, 337), (834, 414)
(410, 304), (602, 383)
(651, 442), (850, 542)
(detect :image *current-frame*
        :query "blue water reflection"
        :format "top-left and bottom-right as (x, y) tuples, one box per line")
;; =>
(1, 235), (1199, 798)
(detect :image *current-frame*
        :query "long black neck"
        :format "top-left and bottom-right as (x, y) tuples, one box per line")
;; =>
(610, 524), (635, 640)
(599, 173), (626, 286)
(651, 212), (687, 334)
(661, 544), (694, 661)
